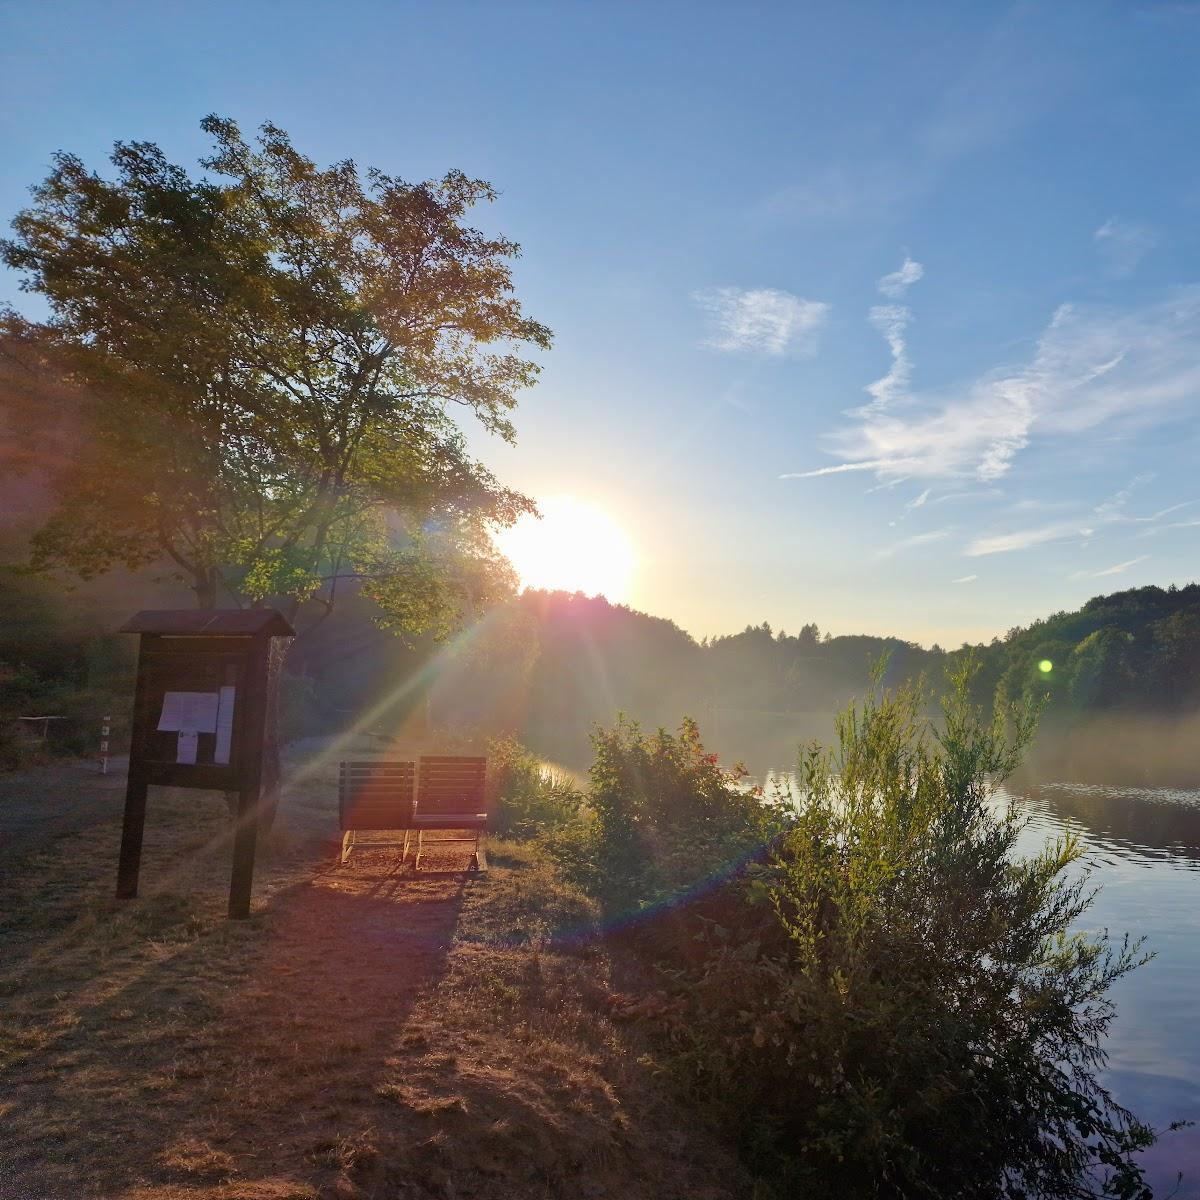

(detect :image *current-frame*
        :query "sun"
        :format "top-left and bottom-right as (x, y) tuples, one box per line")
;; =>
(496, 496), (635, 603)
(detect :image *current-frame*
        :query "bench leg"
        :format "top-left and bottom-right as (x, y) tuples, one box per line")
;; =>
(341, 830), (353, 864)
(414, 829), (424, 871)
(401, 829), (411, 864)
(473, 828), (487, 872)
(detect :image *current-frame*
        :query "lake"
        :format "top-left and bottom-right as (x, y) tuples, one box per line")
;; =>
(1003, 779), (1200, 1196)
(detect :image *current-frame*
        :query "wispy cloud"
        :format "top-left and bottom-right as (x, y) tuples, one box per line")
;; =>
(965, 519), (1095, 557)
(1084, 486), (1200, 537)
(964, 486), (1198, 561)
(929, 489), (1004, 507)
(878, 256), (924, 298)
(781, 460), (895, 480)
(952, 574), (978, 584)
(720, 381), (755, 413)
(1139, 511), (1200, 536)
(696, 287), (830, 356)
(1094, 217), (1159, 278)
(1069, 555), (1150, 580)
(875, 528), (951, 559)
(1137, 500), (1200, 524)
(1093, 472), (1155, 518)
(853, 258), (925, 417)
(889, 486), (933, 527)
(859, 305), (915, 414)
(785, 288), (1200, 483)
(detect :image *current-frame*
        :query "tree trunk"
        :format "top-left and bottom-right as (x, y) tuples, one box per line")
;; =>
(188, 567), (247, 826)
(193, 567), (218, 610)
(194, 573), (286, 837)
(255, 634), (288, 835)
(220, 638), (286, 834)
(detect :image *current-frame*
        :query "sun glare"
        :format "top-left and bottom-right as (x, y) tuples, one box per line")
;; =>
(496, 497), (635, 603)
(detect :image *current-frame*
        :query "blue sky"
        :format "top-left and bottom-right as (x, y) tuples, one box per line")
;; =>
(4, 1), (1200, 644)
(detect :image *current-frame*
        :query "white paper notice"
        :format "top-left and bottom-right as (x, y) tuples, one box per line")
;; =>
(176, 730), (199, 764)
(157, 692), (220, 734)
(214, 686), (236, 765)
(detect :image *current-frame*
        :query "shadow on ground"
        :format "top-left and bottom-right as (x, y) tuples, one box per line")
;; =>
(0, 746), (746, 1200)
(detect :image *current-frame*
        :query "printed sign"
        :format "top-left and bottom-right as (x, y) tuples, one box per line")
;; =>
(176, 730), (199, 765)
(157, 692), (220, 734)
(214, 686), (236, 765)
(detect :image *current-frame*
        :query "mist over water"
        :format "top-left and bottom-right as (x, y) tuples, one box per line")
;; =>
(715, 709), (1200, 793)
(1015, 711), (1200, 791)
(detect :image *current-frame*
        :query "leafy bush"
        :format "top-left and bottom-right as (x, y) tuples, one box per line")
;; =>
(485, 736), (584, 839)
(0, 658), (129, 764)
(566, 716), (783, 917)
(42, 685), (128, 754)
(656, 667), (1159, 1198)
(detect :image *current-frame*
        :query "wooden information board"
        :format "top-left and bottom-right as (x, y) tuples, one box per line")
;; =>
(115, 610), (294, 918)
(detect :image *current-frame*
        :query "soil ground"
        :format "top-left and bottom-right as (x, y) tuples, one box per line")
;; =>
(0, 741), (748, 1200)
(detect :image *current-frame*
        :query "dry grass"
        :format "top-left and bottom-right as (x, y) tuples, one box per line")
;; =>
(0, 743), (747, 1200)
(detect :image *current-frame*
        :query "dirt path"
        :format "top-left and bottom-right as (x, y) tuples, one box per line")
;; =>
(0, 751), (747, 1200)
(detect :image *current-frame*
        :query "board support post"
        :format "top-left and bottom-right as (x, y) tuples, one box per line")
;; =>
(115, 777), (148, 899)
(228, 786), (260, 919)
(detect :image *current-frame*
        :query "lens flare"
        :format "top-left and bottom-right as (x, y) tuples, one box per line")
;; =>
(1038, 659), (1053, 674)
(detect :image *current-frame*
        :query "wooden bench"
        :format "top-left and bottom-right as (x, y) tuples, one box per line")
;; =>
(338, 760), (416, 863)
(412, 756), (488, 871)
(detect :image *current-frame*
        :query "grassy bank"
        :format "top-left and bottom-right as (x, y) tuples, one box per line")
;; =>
(0, 742), (747, 1200)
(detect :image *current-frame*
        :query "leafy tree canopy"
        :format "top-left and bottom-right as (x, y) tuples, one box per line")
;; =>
(1, 116), (551, 634)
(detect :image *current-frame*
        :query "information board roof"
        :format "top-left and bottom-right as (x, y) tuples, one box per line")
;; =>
(119, 610), (295, 637)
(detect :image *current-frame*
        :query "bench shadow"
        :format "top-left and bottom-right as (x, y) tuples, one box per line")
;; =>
(0, 840), (474, 1199)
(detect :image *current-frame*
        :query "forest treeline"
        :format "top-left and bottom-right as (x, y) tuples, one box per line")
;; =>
(421, 582), (1200, 775)
(6, 553), (1200, 778)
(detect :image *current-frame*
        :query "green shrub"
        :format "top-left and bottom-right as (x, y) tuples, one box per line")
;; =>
(0, 665), (129, 762)
(41, 685), (128, 754)
(660, 666), (1158, 1198)
(568, 715), (784, 917)
(485, 735), (584, 839)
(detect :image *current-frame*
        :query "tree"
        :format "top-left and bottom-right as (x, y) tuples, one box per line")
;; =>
(1068, 626), (1136, 711)
(1148, 610), (1200, 711)
(1, 116), (550, 636)
(1, 116), (550, 825)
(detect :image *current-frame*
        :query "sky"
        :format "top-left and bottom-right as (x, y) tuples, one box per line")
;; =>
(3, 1), (1200, 646)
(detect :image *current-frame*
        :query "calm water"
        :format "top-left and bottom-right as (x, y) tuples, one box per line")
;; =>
(1004, 780), (1200, 1195)
(755, 772), (1200, 1194)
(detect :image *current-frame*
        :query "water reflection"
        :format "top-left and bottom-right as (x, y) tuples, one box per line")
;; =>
(1004, 781), (1200, 1196)
(1008, 780), (1200, 871)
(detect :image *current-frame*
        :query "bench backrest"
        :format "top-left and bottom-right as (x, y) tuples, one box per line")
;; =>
(338, 760), (416, 831)
(415, 756), (487, 820)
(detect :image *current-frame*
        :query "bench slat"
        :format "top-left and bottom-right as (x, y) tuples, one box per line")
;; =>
(415, 756), (487, 831)
(338, 759), (417, 832)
